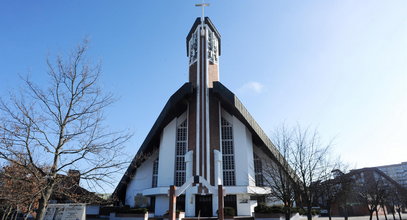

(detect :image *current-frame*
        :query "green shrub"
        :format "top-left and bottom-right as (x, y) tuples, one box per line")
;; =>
(269, 206), (283, 213)
(224, 207), (236, 216)
(254, 204), (268, 213)
(254, 205), (285, 214)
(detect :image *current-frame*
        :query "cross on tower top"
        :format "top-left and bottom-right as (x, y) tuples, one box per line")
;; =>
(195, 0), (209, 24)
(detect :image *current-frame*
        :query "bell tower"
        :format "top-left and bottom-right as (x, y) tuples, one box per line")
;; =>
(186, 17), (221, 88)
(186, 17), (221, 182)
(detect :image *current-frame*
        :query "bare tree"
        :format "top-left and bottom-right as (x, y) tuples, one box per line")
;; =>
(314, 168), (354, 220)
(0, 41), (131, 220)
(259, 125), (336, 220)
(354, 171), (387, 220)
(260, 125), (297, 220)
(314, 177), (340, 220)
(382, 185), (406, 220)
(289, 126), (336, 220)
(335, 172), (355, 220)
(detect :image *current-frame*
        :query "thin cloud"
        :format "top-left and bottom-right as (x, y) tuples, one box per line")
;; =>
(239, 81), (265, 94)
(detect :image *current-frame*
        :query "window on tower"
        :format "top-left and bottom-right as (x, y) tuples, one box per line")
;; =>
(189, 30), (198, 65)
(221, 117), (236, 186)
(208, 29), (218, 64)
(175, 120), (188, 186)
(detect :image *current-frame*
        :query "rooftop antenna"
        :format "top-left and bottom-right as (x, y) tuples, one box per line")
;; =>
(195, 0), (209, 35)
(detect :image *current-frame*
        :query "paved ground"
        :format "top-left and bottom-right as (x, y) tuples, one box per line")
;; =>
(316, 213), (407, 220)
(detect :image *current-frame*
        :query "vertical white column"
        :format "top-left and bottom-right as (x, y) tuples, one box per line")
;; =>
(212, 192), (218, 217)
(214, 150), (223, 185)
(186, 188), (195, 217)
(205, 25), (211, 184)
(213, 149), (222, 216)
(185, 151), (194, 185)
(185, 151), (195, 217)
(195, 25), (201, 176)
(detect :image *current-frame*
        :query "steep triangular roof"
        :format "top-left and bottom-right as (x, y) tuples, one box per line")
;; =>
(113, 82), (295, 201)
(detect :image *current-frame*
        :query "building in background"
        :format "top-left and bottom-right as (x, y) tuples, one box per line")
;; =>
(316, 168), (407, 217)
(375, 162), (407, 189)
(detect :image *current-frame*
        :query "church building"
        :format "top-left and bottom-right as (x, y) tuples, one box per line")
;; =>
(113, 17), (289, 217)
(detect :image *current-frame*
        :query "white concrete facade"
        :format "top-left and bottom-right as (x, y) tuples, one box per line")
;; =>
(124, 109), (273, 217)
(125, 152), (157, 207)
(232, 114), (256, 187)
(157, 118), (177, 187)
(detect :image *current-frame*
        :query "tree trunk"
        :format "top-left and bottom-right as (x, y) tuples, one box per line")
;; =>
(307, 209), (312, 220)
(392, 210), (396, 220)
(1, 207), (7, 220)
(397, 209), (401, 220)
(35, 182), (55, 220)
(328, 207), (332, 220)
(11, 210), (17, 220)
(376, 208), (379, 220)
(283, 205), (292, 220)
(383, 206), (388, 220)
(285, 210), (291, 220)
(24, 200), (35, 220)
(5, 207), (13, 220)
(370, 210), (374, 220)
(1, 207), (10, 220)
(345, 205), (349, 220)
(36, 196), (49, 220)
(4, 208), (12, 220)
(344, 205), (349, 220)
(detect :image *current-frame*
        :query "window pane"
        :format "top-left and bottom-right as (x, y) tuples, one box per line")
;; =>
(221, 117), (236, 186)
(175, 120), (188, 186)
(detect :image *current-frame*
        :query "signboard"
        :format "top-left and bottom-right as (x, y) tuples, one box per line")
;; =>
(43, 203), (86, 220)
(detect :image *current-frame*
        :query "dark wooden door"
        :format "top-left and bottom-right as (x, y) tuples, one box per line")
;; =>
(195, 195), (213, 217)
(224, 195), (237, 216)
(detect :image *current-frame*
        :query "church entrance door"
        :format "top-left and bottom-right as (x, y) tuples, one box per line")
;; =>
(195, 195), (212, 217)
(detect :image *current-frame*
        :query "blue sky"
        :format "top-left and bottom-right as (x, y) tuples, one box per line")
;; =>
(1, 0), (406, 192)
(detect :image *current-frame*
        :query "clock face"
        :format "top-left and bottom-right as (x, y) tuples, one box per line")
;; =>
(208, 29), (218, 64)
(189, 29), (198, 65)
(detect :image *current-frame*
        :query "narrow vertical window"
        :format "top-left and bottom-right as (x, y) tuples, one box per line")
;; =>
(221, 117), (236, 186)
(175, 120), (187, 186)
(253, 153), (264, 186)
(152, 157), (159, 188)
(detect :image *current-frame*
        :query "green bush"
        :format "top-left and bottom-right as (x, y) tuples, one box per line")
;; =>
(224, 207), (236, 216)
(254, 205), (284, 214)
(254, 204), (268, 213)
(270, 206), (283, 213)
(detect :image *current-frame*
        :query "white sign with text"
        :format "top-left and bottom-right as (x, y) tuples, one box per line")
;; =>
(43, 204), (86, 220)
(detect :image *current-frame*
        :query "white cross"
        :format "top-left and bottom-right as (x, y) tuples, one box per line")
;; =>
(195, 0), (210, 24)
